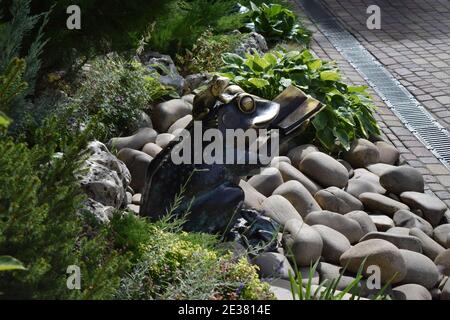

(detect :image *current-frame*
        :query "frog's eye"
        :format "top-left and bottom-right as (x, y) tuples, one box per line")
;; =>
(237, 95), (256, 114)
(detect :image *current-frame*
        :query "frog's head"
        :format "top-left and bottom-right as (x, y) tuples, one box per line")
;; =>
(212, 85), (323, 137)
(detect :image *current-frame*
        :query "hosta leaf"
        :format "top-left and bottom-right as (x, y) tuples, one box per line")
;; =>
(312, 111), (328, 131)
(248, 78), (270, 89)
(222, 53), (244, 67)
(320, 70), (340, 81)
(0, 256), (26, 271)
(308, 59), (322, 71)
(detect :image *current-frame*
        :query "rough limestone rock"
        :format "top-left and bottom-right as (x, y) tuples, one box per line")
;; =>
(283, 219), (323, 267)
(379, 166), (425, 194)
(410, 227), (445, 260)
(273, 181), (321, 218)
(234, 32), (268, 57)
(345, 210), (377, 235)
(108, 128), (157, 151)
(247, 167), (284, 197)
(314, 187), (363, 214)
(400, 191), (447, 227)
(343, 138), (380, 168)
(277, 161), (321, 195)
(142, 142), (162, 158)
(360, 232), (422, 253)
(399, 249), (440, 289)
(299, 152), (349, 188)
(434, 224), (450, 248)
(262, 195), (302, 226)
(392, 284), (432, 300)
(117, 148), (153, 193)
(152, 99), (192, 132)
(168, 114), (193, 135)
(393, 209), (434, 236)
(127, 204), (140, 214)
(369, 215), (395, 232)
(286, 144), (319, 168)
(82, 199), (115, 223)
(141, 51), (185, 94)
(78, 141), (131, 208)
(359, 192), (410, 216)
(340, 239), (407, 284)
(345, 179), (380, 198)
(312, 225), (351, 264)
(252, 252), (293, 280)
(435, 249), (450, 276)
(374, 141), (400, 165)
(239, 180), (266, 210)
(305, 210), (364, 244)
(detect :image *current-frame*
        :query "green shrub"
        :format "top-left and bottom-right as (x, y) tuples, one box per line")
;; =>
(68, 56), (174, 140)
(114, 214), (274, 300)
(0, 115), (129, 299)
(149, 0), (240, 55)
(221, 50), (380, 152)
(176, 29), (243, 75)
(243, 2), (311, 45)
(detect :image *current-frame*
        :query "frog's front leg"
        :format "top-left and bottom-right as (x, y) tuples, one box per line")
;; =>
(181, 181), (244, 234)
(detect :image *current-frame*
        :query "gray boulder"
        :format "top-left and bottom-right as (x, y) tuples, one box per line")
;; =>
(312, 225), (351, 264)
(283, 219), (323, 267)
(152, 99), (192, 132)
(108, 128), (157, 151)
(392, 284), (432, 300)
(273, 181), (321, 218)
(262, 195), (302, 226)
(374, 141), (399, 165)
(340, 239), (407, 284)
(277, 161), (321, 195)
(343, 138), (380, 168)
(410, 227), (445, 260)
(360, 232), (422, 253)
(314, 187), (364, 214)
(305, 210), (364, 244)
(399, 249), (440, 289)
(379, 166), (424, 194)
(78, 141), (131, 208)
(400, 191), (447, 227)
(248, 167), (284, 197)
(393, 209), (434, 236)
(299, 152), (349, 188)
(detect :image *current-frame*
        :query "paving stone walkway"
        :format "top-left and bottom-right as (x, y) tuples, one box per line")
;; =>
(291, 0), (450, 209)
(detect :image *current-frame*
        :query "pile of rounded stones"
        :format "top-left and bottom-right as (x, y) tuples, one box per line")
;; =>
(107, 97), (450, 301)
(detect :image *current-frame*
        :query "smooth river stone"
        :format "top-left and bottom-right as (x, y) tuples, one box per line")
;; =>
(299, 152), (349, 188)
(359, 231), (422, 253)
(359, 192), (410, 216)
(379, 165), (424, 194)
(314, 187), (363, 214)
(277, 161), (321, 195)
(400, 191), (447, 227)
(273, 181), (321, 218)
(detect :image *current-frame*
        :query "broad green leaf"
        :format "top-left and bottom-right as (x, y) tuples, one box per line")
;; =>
(0, 256), (26, 271)
(221, 53), (244, 67)
(248, 78), (270, 89)
(308, 59), (322, 71)
(320, 70), (340, 81)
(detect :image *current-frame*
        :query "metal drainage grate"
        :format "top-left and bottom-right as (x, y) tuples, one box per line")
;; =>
(298, 0), (450, 170)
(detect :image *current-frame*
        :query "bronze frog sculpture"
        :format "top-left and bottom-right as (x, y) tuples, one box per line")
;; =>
(140, 77), (324, 239)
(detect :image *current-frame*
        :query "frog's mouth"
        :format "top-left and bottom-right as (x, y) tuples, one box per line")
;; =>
(269, 85), (324, 137)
